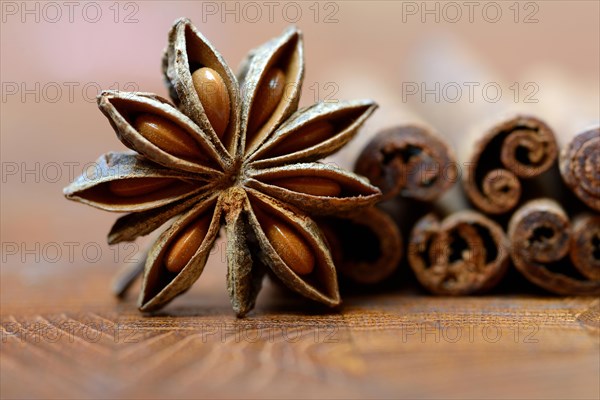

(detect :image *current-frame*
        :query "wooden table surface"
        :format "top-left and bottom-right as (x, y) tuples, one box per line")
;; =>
(1, 261), (598, 400)
(2, 2), (599, 398)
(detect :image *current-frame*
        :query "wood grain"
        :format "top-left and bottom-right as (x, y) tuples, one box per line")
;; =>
(1, 264), (599, 399)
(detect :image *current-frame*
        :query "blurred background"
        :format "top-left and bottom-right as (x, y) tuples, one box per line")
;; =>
(1, 0), (599, 307)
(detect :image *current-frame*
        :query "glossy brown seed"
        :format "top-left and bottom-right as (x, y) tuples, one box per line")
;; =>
(270, 176), (342, 197)
(191, 67), (230, 138)
(268, 120), (335, 157)
(134, 114), (203, 160)
(108, 178), (177, 198)
(247, 67), (285, 137)
(164, 214), (212, 273)
(255, 209), (315, 275)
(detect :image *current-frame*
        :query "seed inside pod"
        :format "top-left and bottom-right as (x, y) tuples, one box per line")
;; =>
(269, 176), (342, 197)
(164, 214), (212, 273)
(254, 208), (315, 275)
(267, 120), (335, 157)
(108, 177), (177, 197)
(247, 67), (285, 138)
(134, 114), (204, 161)
(191, 67), (230, 138)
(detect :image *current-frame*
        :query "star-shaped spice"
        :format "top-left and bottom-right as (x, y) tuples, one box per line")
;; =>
(64, 19), (380, 316)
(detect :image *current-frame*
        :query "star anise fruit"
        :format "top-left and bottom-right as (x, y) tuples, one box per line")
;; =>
(64, 19), (381, 316)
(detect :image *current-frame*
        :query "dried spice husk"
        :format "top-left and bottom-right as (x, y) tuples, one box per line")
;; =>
(108, 192), (212, 244)
(246, 189), (340, 306)
(559, 127), (600, 212)
(224, 192), (266, 316)
(238, 27), (304, 155)
(246, 162), (380, 216)
(249, 101), (377, 168)
(97, 91), (229, 175)
(508, 199), (600, 296)
(408, 210), (510, 295)
(317, 207), (403, 285)
(138, 196), (222, 311)
(64, 152), (207, 212)
(463, 115), (558, 215)
(355, 125), (456, 202)
(163, 18), (242, 155)
(64, 19), (381, 317)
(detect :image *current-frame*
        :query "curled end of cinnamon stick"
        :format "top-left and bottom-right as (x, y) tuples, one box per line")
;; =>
(570, 213), (600, 281)
(465, 115), (558, 214)
(559, 127), (600, 212)
(407, 210), (509, 295)
(508, 199), (600, 295)
(355, 125), (456, 202)
(318, 207), (402, 285)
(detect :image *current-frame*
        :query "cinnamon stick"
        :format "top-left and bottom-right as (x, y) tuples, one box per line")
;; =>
(335, 124), (457, 286)
(463, 115), (558, 215)
(355, 125), (456, 202)
(406, 184), (510, 295)
(570, 213), (600, 281)
(508, 199), (600, 295)
(318, 206), (402, 285)
(407, 209), (510, 295)
(353, 124), (512, 294)
(559, 126), (600, 212)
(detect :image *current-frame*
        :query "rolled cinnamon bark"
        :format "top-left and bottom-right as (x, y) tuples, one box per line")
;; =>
(353, 125), (512, 294)
(570, 213), (600, 280)
(355, 125), (456, 202)
(318, 207), (402, 285)
(350, 124), (458, 287)
(508, 199), (600, 295)
(559, 126), (600, 212)
(407, 209), (510, 295)
(463, 115), (558, 215)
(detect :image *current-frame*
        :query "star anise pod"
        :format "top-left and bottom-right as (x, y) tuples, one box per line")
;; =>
(64, 19), (380, 316)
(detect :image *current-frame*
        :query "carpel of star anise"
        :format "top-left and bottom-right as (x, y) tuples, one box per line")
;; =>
(64, 19), (381, 317)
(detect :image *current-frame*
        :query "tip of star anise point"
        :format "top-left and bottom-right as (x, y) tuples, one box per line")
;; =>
(172, 17), (191, 27)
(283, 25), (302, 37)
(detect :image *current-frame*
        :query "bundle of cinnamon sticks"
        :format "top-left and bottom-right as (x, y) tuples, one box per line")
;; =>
(331, 117), (599, 296)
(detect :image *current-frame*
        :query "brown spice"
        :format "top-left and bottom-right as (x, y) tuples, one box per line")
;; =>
(507, 199), (600, 295)
(463, 115), (558, 215)
(355, 125), (456, 202)
(246, 67), (286, 142)
(408, 210), (509, 295)
(64, 19), (381, 317)
(559, 127), (600, 211)
(317, 207), (403, 285)
(570, 213), (600, 280)
(191, 67), (231, 138)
